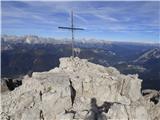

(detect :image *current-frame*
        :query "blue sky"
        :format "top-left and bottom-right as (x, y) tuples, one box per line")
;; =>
(2, 1), (160, 43)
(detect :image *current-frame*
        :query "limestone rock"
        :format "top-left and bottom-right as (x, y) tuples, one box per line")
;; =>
(1, 57), (159, 120)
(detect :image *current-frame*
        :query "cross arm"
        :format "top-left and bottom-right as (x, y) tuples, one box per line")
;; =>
(58, 26), (84, 30)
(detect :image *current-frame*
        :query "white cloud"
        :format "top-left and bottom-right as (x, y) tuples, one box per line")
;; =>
(2, 1), (159, 37)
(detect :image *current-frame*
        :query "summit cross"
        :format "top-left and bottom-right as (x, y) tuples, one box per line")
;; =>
(58, 11), (84, 57)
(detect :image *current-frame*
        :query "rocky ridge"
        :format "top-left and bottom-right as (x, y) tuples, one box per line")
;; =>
(134, 48), (160, 64)
(1, 57), (160, 120)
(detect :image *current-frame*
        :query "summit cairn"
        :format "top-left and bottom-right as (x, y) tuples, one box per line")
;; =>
(1, 57), (160, 120)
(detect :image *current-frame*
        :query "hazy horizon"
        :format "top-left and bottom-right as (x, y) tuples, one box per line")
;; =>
(2, 33), (160, 45)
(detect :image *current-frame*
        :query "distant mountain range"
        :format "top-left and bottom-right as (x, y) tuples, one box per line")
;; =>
(2, 34), (157, 46)
(1, 35), (71, 46)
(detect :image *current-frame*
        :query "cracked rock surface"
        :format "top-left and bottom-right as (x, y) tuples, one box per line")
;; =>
(1, 57), (160, 120)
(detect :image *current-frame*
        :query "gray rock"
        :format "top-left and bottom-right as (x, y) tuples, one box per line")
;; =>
(1, 57), (159, 120)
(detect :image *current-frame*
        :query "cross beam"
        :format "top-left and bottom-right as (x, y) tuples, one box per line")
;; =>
(58, 27), (84, 30)
(58, 11), (84, 57)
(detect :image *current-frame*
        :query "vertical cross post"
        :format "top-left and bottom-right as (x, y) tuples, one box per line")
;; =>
(58, 11), (84, 57)
(71, 11), (74, 57)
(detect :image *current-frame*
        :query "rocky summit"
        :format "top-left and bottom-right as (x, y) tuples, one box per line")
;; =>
(1, 57), (160, 120)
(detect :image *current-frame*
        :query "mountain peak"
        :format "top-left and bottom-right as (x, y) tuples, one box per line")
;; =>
(1, 57), (160, 120)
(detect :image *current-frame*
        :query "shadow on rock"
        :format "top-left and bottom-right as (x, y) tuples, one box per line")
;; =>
(85, 98), (108, 120)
